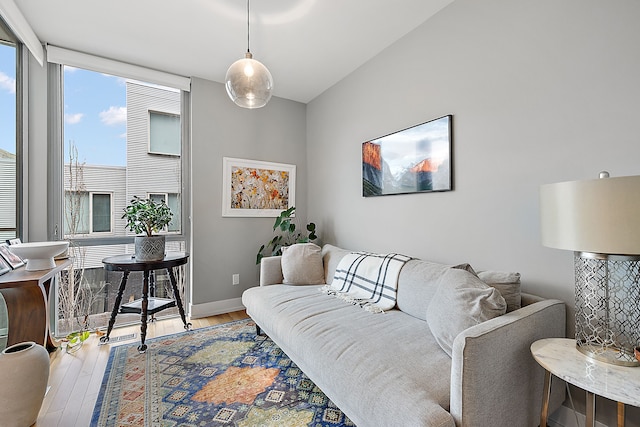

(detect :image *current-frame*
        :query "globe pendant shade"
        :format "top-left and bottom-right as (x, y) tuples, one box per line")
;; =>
(225, 52), (273, 109)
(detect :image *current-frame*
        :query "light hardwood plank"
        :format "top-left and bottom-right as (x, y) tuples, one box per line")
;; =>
(35, 310), (249, 427)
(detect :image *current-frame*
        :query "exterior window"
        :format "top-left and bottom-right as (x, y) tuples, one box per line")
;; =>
(64, 191), (89, 234)
(64, 191), (111, 234)
(149, 192), (181, 232)
(149, 111), (180, 156)
(92, 193), (112, 232)
(0, 38), (19, 241)
(55, 65), (186, 337)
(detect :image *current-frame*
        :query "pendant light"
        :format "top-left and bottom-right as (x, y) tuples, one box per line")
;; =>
(225, 0), (273, 109)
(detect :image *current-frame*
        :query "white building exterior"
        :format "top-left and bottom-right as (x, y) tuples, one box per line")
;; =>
(63, 81), (182, 270)
(0, 150), (16, 242)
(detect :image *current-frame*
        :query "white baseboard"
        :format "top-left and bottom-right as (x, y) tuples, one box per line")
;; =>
(549, 405), (608, 427)
(189, 297), (245, 319)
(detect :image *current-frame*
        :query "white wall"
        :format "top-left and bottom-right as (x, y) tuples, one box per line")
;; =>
(306, 0), (640, 425)
(189, 77), (307, 314)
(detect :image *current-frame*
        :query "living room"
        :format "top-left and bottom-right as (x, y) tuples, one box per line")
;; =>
(1, 0), (639, 426)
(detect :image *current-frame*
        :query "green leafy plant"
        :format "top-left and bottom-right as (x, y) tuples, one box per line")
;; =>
(256, 206), (317, 264)
(122, 196), (173, 236)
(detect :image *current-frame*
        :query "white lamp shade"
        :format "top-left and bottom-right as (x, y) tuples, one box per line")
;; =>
(225, 53), (273, 109)
(540, 175), (640, 255)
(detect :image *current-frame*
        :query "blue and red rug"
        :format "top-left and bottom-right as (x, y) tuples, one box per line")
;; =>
(91, 319), (353, 426)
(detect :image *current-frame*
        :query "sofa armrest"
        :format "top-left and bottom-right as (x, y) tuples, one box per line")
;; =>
(260, 256), (284, 286)
(450, 299), (566, 427)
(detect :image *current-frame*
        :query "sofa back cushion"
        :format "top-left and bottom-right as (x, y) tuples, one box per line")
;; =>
(321, 244), (521, 318)
(322, 244), (351, 283)
(395, 260), (453, 319)
(477, 270), (521, 312)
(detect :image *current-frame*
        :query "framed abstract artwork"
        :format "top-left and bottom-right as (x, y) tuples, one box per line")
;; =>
(362, 115), (453, 197)
(222, 157), (296, 217)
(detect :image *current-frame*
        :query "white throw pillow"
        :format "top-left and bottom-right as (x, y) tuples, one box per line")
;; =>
(426, 268), (507, 357)
(281, 243), (325, 285)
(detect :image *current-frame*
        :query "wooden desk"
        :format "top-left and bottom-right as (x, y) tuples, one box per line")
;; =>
(0, 259), (72, 351)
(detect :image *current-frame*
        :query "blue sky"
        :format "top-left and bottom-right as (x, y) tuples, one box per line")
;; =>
(0, 43), (126, 166)
(0, 44), (16, 155)
(63, 67), (126, 166)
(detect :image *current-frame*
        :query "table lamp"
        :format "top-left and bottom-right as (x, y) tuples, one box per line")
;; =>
(540, 172), (640, 366)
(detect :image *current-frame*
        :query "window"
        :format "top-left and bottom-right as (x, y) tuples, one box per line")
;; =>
(149, 111), (180, 156)
(0, 22), (21, 241)
(64, 191), (112, 235)
(149, 193), (181, 232)
(47, 51), (191, 337)
(92, 193), (111, 232)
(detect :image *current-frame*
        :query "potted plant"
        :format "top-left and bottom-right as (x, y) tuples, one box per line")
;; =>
(256, 206), (317, 264)
(122, 196), (173, 261)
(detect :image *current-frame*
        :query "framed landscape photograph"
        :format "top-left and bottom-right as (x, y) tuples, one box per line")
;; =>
(0, 242), (24, 269)
(222, 157), (296, 217)
(362, 115), (453, 197)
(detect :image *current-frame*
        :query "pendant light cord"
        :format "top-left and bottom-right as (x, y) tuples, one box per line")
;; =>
(246, 0), (251, 54)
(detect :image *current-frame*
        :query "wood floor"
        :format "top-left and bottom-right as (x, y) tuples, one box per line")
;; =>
(35, 310), (249, 427)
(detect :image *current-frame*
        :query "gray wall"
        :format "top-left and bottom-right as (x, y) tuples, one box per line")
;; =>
(306, 0), (640, 425)
(190, 77), (307, 308)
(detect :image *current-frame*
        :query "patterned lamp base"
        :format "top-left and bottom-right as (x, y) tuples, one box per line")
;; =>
(574, 252), (640, 367)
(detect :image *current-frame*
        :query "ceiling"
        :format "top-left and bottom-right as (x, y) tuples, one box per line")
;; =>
(15, 0), (454, 103)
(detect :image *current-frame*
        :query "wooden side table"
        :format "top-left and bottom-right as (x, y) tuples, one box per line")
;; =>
(0, 258), (72, 351)
(101, 251), (190, 353)
(531, 338), (640, 427)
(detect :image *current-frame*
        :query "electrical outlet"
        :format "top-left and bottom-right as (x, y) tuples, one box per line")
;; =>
(232, 274), (240, 285)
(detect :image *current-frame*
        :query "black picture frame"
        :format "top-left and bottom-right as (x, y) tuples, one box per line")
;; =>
(0, 242), (24, 269)
(362, 115), (453, 197)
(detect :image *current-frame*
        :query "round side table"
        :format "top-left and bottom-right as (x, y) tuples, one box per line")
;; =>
(101, 251), (191, 353)
(531, 338), (640, 427)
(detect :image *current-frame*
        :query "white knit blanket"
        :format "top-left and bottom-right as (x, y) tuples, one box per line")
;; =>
(321, 251), (411, 313)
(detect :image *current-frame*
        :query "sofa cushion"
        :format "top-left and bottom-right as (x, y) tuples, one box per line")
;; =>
(242, 284), (456, 427)
(322, 244), (351, 283)
(477, 270), (521, 312)
(396, 261), (475, 320)
(426, 268), (507, 356)
(281, 243), (325, 285)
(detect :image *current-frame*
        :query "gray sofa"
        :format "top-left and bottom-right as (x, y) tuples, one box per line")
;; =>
(242, 244), (566, 427)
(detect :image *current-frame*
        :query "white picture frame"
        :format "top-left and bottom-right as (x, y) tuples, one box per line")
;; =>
(222, 157), (296, 217)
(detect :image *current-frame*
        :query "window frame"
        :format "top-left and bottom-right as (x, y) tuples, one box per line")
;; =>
(148, 110), (181, 157)
(0, 19), (26, 242)
(47, 55), (191, 249)
(63, 190), (113, 235)
(90, 192), (112, 234)
(147, 192), (181, 233)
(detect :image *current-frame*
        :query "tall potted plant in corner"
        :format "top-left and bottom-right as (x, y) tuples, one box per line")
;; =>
(122, 196), (173, 261)
(256, 206), (317, 265)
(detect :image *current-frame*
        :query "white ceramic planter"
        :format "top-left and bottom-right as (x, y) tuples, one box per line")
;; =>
(134, 235), (166, 261)
(0, 342), (50, 427)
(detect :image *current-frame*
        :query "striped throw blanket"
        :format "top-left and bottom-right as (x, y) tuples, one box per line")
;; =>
(321, 251), (411, 313)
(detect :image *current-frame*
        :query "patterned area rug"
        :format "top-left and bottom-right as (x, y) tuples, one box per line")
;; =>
(91, 319), (354, 427)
